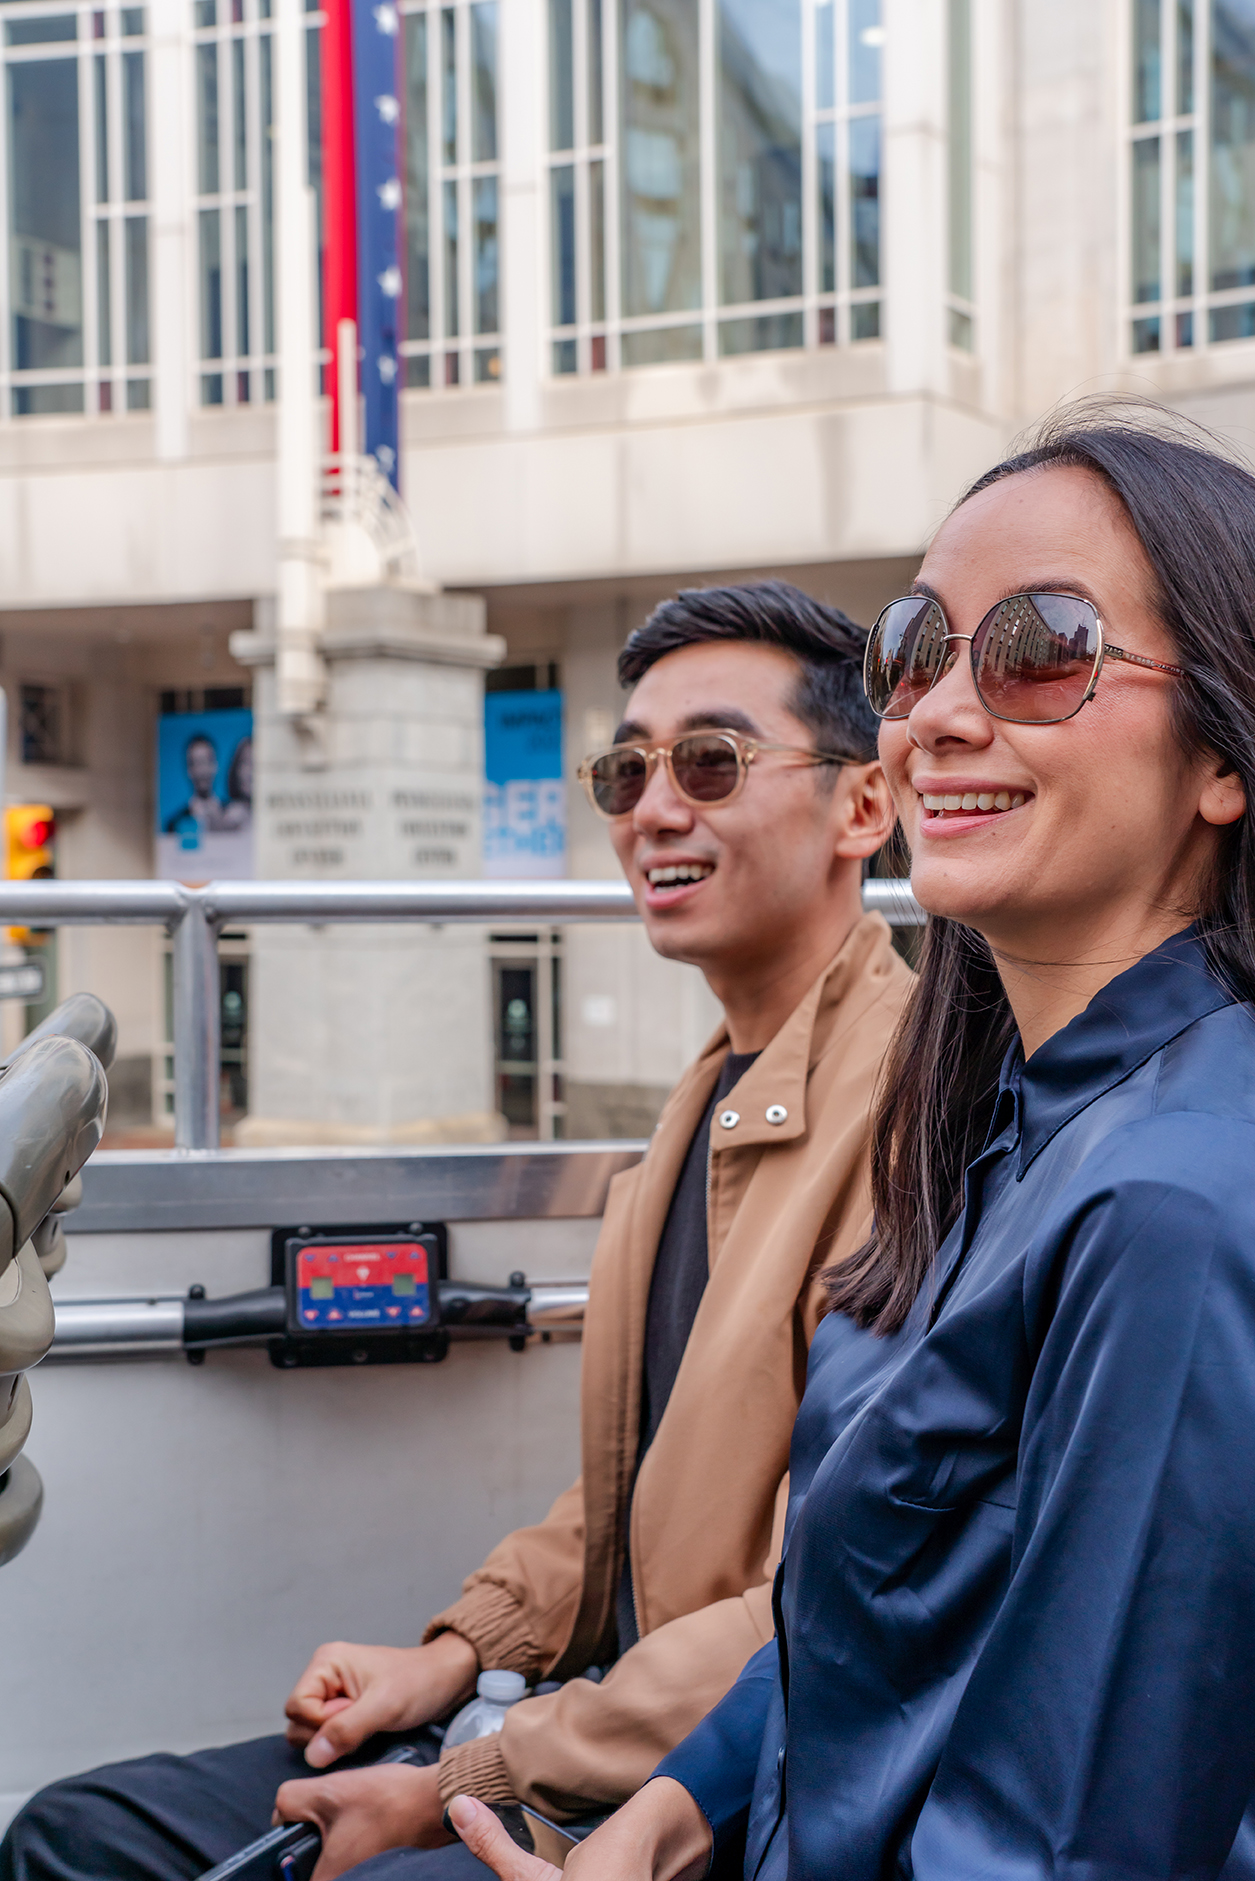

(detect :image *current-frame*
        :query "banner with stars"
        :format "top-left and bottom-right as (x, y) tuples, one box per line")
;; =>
(352, 0), (402, 485)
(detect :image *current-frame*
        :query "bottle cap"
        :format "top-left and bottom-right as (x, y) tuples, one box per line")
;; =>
(477, 1669), (527, 1704)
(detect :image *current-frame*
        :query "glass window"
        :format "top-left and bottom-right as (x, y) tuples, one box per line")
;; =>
(850, 111), (880, 288)
(199, 206), (223, 359)
(621, 0), (701, 316)
(621, 322), (702, 364)
(472, 2), (496, 161)
(550, 0), (574, 149)
(444, 176), (459, 335)
(719, 310), (802, 352)
(234, 202), (249, 357)
(815, 0), (833, 110)
(442, 7), (456, 163)
(125, 214), (149, 362)
(1178, 0), (1194, 111)
(197, 41), (219, 194)
(818, 118), (835, 293)
(232, 36), (247, 190)
(8, 59), (85, 409)
(124, 49), (147, 200)
(1132, 135), (1162, 302)
(400, 1), (503, 391)
(588, 0), (603, 143)
(848, 0), (882, 106)
(948, 0), (973, 313)
(1212, 0), (1255, 292)
(474, 173), (497, 331)
(94, 53), (108, 201)
(1177, 127), (1194, 294)
(260, 31), (274, 354)
(5, 15), (76, 45)
(1135, 0), (1162, 121)
(551, 163), (576, 325)
(546, 0), (900, 374)
(405, 12), (430, 340)
(590, 155), (605, 319)
(717, 0), (803, 307)
(97, 220), (112, 364)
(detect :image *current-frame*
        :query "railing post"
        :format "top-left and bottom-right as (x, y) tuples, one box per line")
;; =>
(171, 895), (221, 1151)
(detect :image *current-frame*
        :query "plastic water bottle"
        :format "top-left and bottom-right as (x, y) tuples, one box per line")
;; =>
(442, 1670), (529, 1747)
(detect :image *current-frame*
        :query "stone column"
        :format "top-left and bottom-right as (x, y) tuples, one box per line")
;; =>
(231, 586), (506, 1146)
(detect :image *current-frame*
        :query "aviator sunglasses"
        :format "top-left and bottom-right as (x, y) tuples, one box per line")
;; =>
(863, 590), (1185, 725)
(577, 729), (860, 820)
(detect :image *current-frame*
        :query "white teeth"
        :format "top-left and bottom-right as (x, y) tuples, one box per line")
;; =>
(648, 862), (713, 886)
(919, 787), (1026, 817)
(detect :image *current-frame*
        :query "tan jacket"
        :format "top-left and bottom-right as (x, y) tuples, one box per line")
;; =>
(428, 912), (912, 1818)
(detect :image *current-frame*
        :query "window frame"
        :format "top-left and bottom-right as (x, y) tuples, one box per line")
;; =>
(1120, 0), (1255, 357)
(398, 0), (504, 393)
(543, 0), (887, 379)
(0, 0), (153, 419)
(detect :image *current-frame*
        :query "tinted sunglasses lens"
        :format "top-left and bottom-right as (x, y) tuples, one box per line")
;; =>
(671, 734), (741, 803)
(588, 748), (648, 815)
(973, 594), (1100, 722)
(865, 599), (950, 718)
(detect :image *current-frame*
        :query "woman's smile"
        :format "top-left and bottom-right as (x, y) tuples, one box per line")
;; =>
(911, 775), (1032, 835)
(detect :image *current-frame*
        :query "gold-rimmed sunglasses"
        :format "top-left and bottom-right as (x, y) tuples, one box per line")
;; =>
(863, 591), (1185, 725)
(577, 729), (861, 820)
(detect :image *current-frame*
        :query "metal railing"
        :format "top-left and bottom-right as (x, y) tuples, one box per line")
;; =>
(0, 877), (923, 1152)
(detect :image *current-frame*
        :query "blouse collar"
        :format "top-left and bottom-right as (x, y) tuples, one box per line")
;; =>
(999, 926), (1235, 1177)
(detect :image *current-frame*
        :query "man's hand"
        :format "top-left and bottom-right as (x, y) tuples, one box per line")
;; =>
(273, 1762), (453, 1880)
(284, 1632), (479, 1766)
(448, 1779), (713, 1881)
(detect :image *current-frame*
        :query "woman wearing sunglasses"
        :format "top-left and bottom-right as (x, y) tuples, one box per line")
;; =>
(447, 408), (1255, 1881)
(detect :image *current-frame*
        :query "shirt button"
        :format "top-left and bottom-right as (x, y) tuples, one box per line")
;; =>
(765, 1104), (788, 1125)
(718, 1109), (740, 1129)
(776, 1746), (786, 1773)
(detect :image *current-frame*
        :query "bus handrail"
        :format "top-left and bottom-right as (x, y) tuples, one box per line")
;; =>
(0, 876), (922, 1152)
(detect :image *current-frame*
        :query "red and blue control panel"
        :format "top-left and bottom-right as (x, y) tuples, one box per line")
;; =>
(293, 1240), (433, 1331)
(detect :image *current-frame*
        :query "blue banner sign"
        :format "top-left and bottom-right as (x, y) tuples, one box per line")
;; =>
(155, 708), (254, 883)
(483, 690), (565, 879)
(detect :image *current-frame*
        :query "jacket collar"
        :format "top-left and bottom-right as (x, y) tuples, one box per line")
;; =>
(701, 912), (898, 1151)
(1007, 925), (1234, 1176)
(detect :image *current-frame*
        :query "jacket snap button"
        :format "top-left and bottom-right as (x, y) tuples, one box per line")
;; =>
(765, 1104), (788, 1125)
(718, 1109), (740, 1129)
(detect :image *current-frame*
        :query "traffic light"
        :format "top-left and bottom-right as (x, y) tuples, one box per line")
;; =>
(6, 805), (55, 883)
(6, 805), (55, 943)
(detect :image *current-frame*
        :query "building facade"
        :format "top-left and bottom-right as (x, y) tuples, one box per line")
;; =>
(1, 0), (1253, 1136)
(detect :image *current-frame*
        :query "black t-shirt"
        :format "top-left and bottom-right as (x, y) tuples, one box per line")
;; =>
(615, 1049), (761, 1654)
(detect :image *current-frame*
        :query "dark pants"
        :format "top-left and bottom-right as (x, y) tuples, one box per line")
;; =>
(0, 1731), (492, 1881)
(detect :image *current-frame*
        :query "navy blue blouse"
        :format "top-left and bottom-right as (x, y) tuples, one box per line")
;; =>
(657, 929), (1255, 1881)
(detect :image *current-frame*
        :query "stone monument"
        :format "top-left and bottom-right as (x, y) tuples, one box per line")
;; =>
(231, 585), (506, 1145)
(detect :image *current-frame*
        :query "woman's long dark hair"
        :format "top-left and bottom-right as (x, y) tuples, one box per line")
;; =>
(827, 401), (1255, 1334)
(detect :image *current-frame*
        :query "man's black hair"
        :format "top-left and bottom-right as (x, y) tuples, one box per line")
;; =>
(617, 579), (879, 763)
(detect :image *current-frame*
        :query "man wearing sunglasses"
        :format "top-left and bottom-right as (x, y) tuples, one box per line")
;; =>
(4, 582), (911, 1881)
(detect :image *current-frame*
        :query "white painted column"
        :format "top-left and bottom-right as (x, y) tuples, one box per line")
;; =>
(149, 0), (192, 462)
(501, 0), (544, 435)
(882, 0), (948, 401)
(274, 0), (326, 720)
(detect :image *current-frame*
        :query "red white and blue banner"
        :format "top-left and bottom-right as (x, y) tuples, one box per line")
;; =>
(322, 0), (402, 486)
